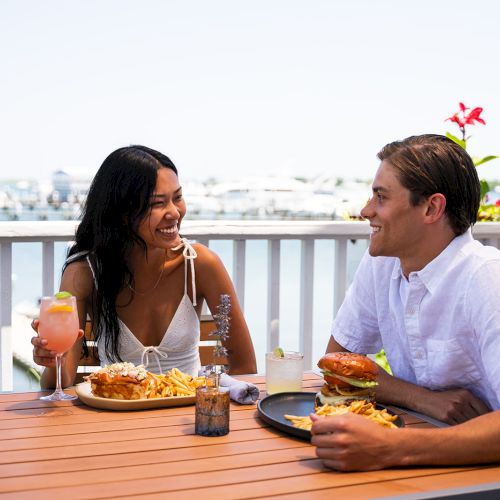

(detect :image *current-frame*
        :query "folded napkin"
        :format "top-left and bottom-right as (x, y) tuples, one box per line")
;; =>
(198, 369), (259, 405)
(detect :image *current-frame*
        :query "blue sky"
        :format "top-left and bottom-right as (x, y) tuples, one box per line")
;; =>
(1, 0), (499, 182)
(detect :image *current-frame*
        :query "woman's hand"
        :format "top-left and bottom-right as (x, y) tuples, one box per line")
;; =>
(31, 319), (57, 368)
(31, 319), (84, 368)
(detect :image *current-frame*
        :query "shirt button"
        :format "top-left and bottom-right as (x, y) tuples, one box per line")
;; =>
(414, 351), (423, 360)
(407, 308), (416, 315)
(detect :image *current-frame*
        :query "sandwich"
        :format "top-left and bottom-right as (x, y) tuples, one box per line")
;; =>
(87, 362), (157, 400)
(316, 352), (378, 407)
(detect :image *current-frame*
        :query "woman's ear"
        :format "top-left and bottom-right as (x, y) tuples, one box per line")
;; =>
(424, 193), (447, 223)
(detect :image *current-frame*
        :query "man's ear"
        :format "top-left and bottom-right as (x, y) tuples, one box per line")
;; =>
(424, 193), (447, 223)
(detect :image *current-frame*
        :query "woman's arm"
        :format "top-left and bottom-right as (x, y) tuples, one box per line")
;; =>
(33, 260), (93, 388)
(194, 245), (257, 374)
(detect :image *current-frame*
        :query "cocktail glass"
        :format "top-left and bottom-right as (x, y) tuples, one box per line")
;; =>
(38, 295), (79, 401)
(265, 351), (304, 395)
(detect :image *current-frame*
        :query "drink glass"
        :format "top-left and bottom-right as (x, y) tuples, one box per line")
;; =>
(195, 386), (230, 436)
(38, 295), (79, 401)
(265, 351), (304, 395)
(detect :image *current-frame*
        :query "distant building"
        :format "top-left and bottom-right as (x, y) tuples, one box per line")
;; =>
(51, 170), (71, 203)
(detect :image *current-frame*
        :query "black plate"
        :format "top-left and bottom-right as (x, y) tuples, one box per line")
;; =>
(257, 392), (404, 440)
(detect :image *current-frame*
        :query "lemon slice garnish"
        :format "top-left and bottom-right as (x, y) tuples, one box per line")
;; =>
(47, 304), (74, 313)
(55, 291), (72, 299)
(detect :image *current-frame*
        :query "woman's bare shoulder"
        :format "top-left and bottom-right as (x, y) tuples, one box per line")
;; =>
(191, 243), (226, 274)
(64, 259), (93, 275)
(191, 243), (236, 298)
(61, 260), (94, 298)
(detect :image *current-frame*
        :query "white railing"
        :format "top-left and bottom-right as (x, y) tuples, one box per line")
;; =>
(2, 220), (500, 391)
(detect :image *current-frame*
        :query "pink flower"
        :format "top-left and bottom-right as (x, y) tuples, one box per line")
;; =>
(444, 102), (497, 176)
(466, 106), (486, 125)
(446, 102), (486, 128)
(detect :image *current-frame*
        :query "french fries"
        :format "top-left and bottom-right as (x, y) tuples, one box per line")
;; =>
(146, 368), (206, 399)
(285, 400), (398, 430)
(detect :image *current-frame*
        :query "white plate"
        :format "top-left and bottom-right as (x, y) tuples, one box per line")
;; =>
(75, 382), (196, 411)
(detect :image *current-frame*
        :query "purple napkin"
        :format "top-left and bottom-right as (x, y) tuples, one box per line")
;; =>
(198, 369), (259, 404)
(219, 373), (259, 404)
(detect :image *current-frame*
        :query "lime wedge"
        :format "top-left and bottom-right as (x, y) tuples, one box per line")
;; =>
(55, 291), (72, 300)
(273, 347), (284, 358)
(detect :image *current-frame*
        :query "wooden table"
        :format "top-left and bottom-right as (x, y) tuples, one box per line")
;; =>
(0, 373), (499, 499)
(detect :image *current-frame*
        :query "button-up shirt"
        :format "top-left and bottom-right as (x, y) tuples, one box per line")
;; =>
(332, 229), (500, 410)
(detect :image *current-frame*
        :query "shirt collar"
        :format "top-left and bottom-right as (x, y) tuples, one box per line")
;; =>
(390, 228), (474, 293)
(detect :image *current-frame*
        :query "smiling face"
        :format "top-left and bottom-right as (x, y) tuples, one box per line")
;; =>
(360, 160), (428, 262)
(136, 167), (186, 251)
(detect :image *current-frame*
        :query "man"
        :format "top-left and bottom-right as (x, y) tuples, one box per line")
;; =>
(312, 134), (500, 470)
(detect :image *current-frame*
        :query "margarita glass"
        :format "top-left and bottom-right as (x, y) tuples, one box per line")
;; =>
(265, 350), (304, 395)
(38, 293), (79, 401)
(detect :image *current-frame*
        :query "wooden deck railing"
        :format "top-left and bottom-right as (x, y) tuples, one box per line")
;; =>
(2, 220), (500, 391)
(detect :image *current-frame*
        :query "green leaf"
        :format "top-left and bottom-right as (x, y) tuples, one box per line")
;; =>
(473, 155), (499, 167)
(480, 179), (490, 201)
(27, 367), (41, 382)
(445, 132), (466, 149)
(375, 348), (392, 375)
(478, 204), (500, 222)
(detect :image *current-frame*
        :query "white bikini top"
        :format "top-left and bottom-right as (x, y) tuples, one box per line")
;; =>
(68, 239), (201, 377)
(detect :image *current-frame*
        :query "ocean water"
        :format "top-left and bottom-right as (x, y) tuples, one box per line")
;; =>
(11, 236), (367, 389)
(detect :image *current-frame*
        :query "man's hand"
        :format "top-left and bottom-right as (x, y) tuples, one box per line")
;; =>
(375, 368), (490, 425)
(415, 388), (490, 424)
(310, 413), (402, 471)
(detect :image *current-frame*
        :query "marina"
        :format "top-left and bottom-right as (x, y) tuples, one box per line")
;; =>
(0, 173), (371, 222)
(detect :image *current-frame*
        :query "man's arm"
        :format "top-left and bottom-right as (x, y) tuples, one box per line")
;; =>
(326, 337), (490, 424)
(311, 409), (500, 471)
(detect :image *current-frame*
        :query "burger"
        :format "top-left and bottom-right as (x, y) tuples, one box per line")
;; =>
(87, 362), (157, 400)
(316, 352), (378, 406)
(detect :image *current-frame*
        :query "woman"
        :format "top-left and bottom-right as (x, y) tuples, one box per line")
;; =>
(32, 145), (257, 388)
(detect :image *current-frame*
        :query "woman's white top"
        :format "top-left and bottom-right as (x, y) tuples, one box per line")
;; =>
(69, 239), (201, 377)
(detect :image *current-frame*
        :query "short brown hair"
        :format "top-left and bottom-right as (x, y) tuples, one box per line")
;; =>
(377, 134), (480, 235)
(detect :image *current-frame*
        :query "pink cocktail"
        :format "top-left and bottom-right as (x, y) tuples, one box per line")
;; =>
(38, 294), (79, 401)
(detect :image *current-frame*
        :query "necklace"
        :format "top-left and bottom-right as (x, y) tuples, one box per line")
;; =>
(128, 251), (167, 295)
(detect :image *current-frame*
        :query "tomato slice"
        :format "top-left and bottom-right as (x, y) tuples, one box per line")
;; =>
(324, 374), (351, 389)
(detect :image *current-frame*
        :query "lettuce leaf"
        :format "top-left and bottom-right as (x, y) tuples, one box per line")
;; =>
(321, 369), (378, 388)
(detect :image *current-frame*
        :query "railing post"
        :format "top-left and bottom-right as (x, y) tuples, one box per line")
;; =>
(299, 239), (314, 369)
(196, 238), (210, 315)
(334, 238), (348, 317)
(267, 239), (280, 352)
(232, 240), (246, 311)
(42, 241), (55, 297)
(0, 242), (13, 391)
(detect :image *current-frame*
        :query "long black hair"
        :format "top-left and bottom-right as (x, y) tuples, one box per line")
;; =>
(65, 145), (178, 361)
